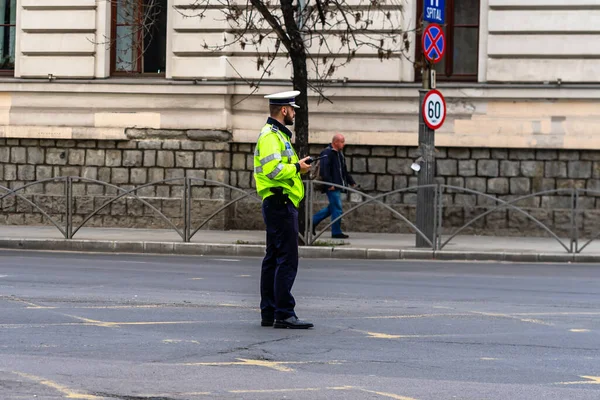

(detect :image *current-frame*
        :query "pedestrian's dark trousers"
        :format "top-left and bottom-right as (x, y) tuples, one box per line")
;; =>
(260, 196), (299, 321)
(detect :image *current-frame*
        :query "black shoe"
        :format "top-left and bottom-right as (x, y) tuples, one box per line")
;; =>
(261, 320), (274, 327)
(332, 233), (349, 239)
(273, 316), (314, 329)
(312, 227), (317, 236)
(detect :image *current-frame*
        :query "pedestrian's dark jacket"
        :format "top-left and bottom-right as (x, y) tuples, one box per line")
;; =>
(319, 144), (355, 192)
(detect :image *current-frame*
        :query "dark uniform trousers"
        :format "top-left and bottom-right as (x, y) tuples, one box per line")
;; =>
(260, 195), (299, 321)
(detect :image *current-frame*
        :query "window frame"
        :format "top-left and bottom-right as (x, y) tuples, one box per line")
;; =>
(0, 0), (16, 75)
(416, 0), (480, 82)
(110, 0), (166, 76)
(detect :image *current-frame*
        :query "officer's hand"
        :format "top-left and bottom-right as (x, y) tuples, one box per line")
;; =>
(298, 156), (311, 174)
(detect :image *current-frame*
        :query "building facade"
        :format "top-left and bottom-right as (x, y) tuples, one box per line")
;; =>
(1, 0), (600, 236)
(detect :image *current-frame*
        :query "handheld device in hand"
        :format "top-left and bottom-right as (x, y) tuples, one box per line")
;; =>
(306, 155), (328, 165)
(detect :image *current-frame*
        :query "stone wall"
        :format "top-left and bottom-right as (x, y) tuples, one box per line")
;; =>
(335, 146), (600, 238)
(1, 137), (600, 238)
(0, 136), (248, 231)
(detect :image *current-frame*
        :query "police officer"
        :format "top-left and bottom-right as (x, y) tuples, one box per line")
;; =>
(253, 90), (314, 329)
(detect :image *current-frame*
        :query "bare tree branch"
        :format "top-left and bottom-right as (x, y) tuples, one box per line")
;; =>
(249, 0), (292, 51)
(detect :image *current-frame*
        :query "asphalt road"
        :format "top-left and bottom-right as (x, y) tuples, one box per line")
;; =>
(1, 250), (599, 400)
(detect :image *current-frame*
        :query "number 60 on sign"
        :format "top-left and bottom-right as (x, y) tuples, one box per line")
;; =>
(422, 89), (446, 130)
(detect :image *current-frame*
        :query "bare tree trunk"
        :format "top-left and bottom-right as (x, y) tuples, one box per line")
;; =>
(292, 52), (309, 158)
(280, 0), (309, 159)
(280, 0), (310, 241)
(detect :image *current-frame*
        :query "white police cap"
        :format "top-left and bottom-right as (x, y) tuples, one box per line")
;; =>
(264, 90), (300, 108)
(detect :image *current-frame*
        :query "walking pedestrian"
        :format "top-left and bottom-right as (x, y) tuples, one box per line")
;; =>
(312, 133), (356, 239)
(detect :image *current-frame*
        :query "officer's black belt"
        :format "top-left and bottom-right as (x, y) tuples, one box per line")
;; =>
(268, 187), (292, 207)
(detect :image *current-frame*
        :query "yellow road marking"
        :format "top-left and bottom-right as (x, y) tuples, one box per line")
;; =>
(5, 297), (54, 309)
(467, 311), (553, 326)
(236, 275), (251, 277)
(59, 314), (220, 328)
(569, 329), (590, 333)
(25, 306), (56, 309)
(142, 391), (212, 397)
(61, 305), (163, 310)
(367, 332), (404, 339)
(513, 312), (600, 316)
(153, 386), (415, 399)
(0, 323), (87, 329)
(365, 313), (471, 320)
(236, 359), (295, 372)
(182, 359), (344, 372)
(365, 331), (446, 339)
(480, 357), (500, 361)
(183, 359), (293, 372)
(12, 371), (101, 399)
(0, 344), (58, 349)
(108, 321), (207, 326)
(5, 303), (182, 310)
(558, 376), (600, 385)
(0, 319), (242, 329)
(163, 339), (202, 345)
(61, 314), (118, 328)
(145, 386), (411, 398)
(229, 387), (321, 393)
(358, 388), (418, 400)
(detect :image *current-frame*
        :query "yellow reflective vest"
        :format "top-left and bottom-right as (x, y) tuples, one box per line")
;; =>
(253, 118), (304, 207)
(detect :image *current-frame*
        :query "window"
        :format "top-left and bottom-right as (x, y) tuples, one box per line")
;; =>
(0, 0), (16, 72)
(416, 0), (480, 81)
(111, 0), (167, 74)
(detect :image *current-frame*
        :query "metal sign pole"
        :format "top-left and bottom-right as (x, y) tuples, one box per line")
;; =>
(416, 62), (436, 248)
(416, 0), (446, 248)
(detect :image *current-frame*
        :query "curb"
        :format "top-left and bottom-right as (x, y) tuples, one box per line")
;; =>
(0, 238), (596, 263)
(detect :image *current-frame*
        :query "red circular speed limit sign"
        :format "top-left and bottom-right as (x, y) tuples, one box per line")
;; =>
(422, 89), (446, 130)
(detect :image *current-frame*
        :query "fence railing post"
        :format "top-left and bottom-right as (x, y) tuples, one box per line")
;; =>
(570, 188), (578, 253)
(183, 177), (191, 243)
(432, 183), (443, 251)
(65, 177), (73, 239)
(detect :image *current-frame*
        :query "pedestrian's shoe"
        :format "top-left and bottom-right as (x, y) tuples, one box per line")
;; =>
(273, 316), (314, 329)
(261, 319), (274, 327)
(332, 233), (349, 239)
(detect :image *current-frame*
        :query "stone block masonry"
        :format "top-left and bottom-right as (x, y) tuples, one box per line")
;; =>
(0, 137), (240, 231)
(2, 137), (600, 238)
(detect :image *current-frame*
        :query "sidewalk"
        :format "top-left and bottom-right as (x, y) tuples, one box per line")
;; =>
(1, 225), (600, 263)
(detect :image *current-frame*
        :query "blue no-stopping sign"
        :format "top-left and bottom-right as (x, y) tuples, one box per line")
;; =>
(423, 0), (445, 24)
(422, 24), (445, 63)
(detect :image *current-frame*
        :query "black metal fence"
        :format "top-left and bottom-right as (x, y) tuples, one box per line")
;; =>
(1, 176), (599, 253)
